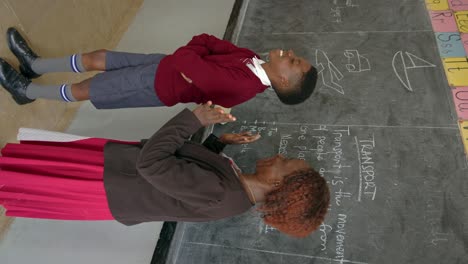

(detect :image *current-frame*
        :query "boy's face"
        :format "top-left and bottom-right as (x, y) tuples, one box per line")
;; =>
(268, 49), (312, 89)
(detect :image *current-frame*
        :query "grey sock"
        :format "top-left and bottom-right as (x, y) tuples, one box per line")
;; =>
(26, 83), (77, 102)
(31, 54), (85, 74)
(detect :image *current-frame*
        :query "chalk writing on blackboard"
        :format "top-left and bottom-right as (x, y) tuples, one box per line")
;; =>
(330, 0), (360, 23)
(330, 7), (344, 23)
(355, 135), (377, 201)
(335, 213), (348, 262)
(316, 49), (345, 94)
(263, 224), (277, 234)
(392, 51), (436, 92)
(319, 223), (333, 251)
(224, 117), (464, 263)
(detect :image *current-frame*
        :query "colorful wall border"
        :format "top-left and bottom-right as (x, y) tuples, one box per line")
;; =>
(426, 0), (468, 156)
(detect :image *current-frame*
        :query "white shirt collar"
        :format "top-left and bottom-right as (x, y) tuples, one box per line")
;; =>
(245, 57), (271, 87)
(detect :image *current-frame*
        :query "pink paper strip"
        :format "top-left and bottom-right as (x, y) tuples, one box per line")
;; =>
(449, 0), (468, 11)
(430, 10), (459, 32)
(462, 33), (468, 55)
(452, 87), (468, 119)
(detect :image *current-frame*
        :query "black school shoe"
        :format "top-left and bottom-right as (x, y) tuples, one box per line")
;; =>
(0, 58), (34, 105)
(6, 27), (41, 79)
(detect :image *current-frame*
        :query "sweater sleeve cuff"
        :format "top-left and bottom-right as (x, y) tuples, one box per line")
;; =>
(202, 134), (227, 153)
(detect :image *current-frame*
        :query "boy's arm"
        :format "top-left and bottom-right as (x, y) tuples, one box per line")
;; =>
(185, 33), (240, 55)
(173, 35), (258, 106)
(172, 48), (233, 95)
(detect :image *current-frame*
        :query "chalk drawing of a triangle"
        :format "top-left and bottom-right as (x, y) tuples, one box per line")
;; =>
(392, 51), (436, 92)
(405, 52), (436, 69)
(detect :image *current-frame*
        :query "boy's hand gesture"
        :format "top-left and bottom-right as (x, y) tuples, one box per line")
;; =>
(219, 132), (261, 145)
(193, 101), (236, 126)
(180, 72), (192, 83)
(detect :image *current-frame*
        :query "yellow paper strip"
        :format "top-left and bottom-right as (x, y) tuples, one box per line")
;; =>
(425, 0), (449, 11)
(443, 58), (468, 86)
(460, 121), (468, 154)
(455, 11), (468, 33)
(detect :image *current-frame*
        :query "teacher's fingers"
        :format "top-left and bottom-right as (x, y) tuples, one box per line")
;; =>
(242, 134), (261, 142)
(212, 113), (236, 123)
(204, 101), (213, 108)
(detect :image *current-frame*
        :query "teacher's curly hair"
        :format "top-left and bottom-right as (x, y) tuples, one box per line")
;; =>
(259, 168), (330, 238)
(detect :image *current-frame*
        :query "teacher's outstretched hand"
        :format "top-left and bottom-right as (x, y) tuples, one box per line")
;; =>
(219, 132), (261, 145)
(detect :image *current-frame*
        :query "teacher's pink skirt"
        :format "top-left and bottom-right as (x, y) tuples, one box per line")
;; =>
(0, 129), (135, 221)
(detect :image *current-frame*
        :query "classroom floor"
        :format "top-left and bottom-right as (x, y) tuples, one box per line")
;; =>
(0, 0), (144, 241)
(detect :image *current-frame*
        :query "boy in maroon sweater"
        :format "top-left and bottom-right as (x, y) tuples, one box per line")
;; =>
(0, 28), (318, 108)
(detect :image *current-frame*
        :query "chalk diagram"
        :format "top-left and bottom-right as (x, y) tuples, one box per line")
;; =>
(344, 50), (371, 73)
(316, 49), (345, 94)
(392, 51), (436, 92)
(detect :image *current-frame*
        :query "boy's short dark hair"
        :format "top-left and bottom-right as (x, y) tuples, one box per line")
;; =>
(275, 66), (318, 105)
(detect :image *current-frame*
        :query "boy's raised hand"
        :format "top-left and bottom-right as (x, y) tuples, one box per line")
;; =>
(219, 131), (261, 145)
(193, 101), (236, 126)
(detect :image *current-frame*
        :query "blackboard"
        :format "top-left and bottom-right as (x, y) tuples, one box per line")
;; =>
(164, 0), (468, 263)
